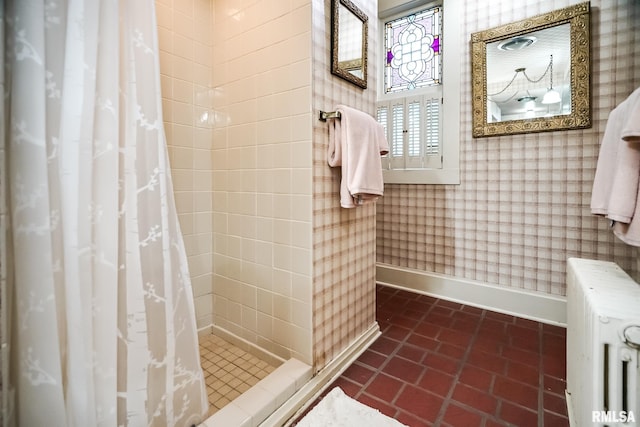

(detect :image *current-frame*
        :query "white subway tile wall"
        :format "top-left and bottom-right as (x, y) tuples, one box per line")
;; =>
(211, 0), (314, 365)
(157, 0), (215, 330)
(159, 0), (381, 371)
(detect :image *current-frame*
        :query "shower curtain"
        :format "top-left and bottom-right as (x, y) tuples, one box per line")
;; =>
(1, 1), (208, 426)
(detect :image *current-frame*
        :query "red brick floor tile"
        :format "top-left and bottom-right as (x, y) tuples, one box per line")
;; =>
(466, 349), (508, 374)
(451, 383), (498, 415)
(544, 410), (570, 427)
(543, 375), (567, 395)
(370, 336), (401, 355)
(506, 324), (540, 342)
(386, 295), (411, 309)
(416, 294), (438, 305)
(543, 391), (568, 416)
(421, 352), (460, 375)
(403, 308), (428, 320)
(442, 402), (484, 426)
(451, 318), (480, 333)
(406, 332), (439, 351)
(383, 356), (425, 385)
(511, 334), (540, 353)
(458, 365), (494, 391)
(477, 319), (509, 339)
(499, 401), (538, 427)
(342, 362), (376, 385)
(406, 299), (433, 313)
(438, 327), (475, 347)
(397, 343), (428, 364)
(505, 360), (540, 387)
(424, 312), (454, 328)
(543, 323), (566, 337)
(452, 310), (483, 323)
(385, 325), (413, 341)
(414, 322), (441, 338)
(417, 368), (455, 397)
(543, 354), (566, 379)
(396, 385), (444, 422)
(493, 376), (539, 410)
(485, 420), (510, 427)
(461, 304), (484, 315)
(472, 335), (504, 353)
(543, 333), (566, 358)
(515, 317), (541, 330)
(431, 305), (455, 317)
(358, 349), (387, 370)
(436, 342), (466, 360)
(394, 315), (425, 329)
(364, 373), (404, 403)
(501, 345), (540, 367)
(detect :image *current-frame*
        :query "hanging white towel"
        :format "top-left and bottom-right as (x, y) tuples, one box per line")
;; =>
(591, 87), (640, 246)
(327, 105), (389, 208)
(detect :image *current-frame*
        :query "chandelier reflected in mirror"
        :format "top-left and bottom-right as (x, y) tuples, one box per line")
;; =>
(487, 54), (562, 119)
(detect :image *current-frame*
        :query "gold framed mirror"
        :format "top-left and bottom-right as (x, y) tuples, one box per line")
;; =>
(331, 0), (368, 89)
(471, 2), (590, 138)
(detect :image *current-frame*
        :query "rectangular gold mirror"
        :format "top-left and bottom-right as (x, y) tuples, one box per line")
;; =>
(331, 0), (368, 89)
(471, 2), (591, 138)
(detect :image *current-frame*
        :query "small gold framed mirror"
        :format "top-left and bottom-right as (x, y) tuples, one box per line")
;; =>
(471, 2), (591, 137)
(331, 0), (368, 89)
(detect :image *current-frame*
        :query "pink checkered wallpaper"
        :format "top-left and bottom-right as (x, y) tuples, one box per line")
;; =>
(377, 0), (640, 296)
(311, 0), (379, 371)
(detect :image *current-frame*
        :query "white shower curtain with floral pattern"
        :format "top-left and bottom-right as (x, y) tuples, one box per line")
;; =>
(1, 1), (208, 426)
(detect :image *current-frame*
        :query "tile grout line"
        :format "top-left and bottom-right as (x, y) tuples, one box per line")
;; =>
(431, 306), (488, 427)
(361, 288), (441, 421)
(388, 293), (442, 421)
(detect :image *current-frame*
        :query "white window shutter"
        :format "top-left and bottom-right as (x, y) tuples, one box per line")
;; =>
(423, 96), (442, 168)
(406, 97), (423, 168)
(377, 105), (390, 170)
(390, 102), (405, 169)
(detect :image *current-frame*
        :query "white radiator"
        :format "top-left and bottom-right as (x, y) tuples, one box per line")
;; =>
(566, 258), (640, 427)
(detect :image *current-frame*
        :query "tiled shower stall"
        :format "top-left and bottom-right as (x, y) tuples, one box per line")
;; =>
(156, 0), (380, 419)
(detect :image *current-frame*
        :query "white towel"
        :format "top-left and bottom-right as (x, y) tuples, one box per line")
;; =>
(327, 105), (389, 208)
(591, 89), (640, 222)
(591, 87), (640, 246)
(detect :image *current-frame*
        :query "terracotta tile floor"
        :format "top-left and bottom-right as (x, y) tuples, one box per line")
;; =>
(305, 285), (569, 427)
(198, 334), (276, 417)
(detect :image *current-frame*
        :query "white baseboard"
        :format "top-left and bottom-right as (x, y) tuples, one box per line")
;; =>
(260, 322), (382, 427)
(376, 263), (567, 327)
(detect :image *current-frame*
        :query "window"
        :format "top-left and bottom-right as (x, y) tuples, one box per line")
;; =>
(377, 96), (442, 170)
(384, 7), (441, 93)
(377, 0), (460, 185)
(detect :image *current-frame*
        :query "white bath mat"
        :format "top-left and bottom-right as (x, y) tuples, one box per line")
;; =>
(296, 387), (408, 427)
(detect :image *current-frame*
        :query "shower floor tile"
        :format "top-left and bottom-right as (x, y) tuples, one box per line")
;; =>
(199, 334), (276, 418)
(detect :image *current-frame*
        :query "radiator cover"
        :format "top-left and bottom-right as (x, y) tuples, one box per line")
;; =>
(566, 258), (640, 427)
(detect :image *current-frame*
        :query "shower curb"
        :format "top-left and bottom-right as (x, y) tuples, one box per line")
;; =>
(260, 322), (381, 427)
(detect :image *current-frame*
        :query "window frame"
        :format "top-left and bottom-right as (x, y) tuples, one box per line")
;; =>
(377, 0), (460, 185)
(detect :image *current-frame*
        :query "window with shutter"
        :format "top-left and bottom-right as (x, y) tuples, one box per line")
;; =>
(378, 0), (460, 185)
(378, 95), (442, 171)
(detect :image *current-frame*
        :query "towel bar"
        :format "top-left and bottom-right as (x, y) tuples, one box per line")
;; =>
(319, 110), (341, 121)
